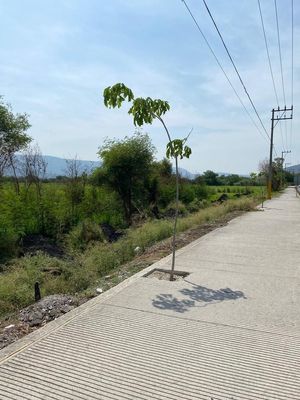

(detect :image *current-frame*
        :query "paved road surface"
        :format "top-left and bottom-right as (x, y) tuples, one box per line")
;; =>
(1, 188), (300, 399)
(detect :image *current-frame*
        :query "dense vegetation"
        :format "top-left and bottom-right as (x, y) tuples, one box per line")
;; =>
(0, 196), (258, 317)
(0, 96), (288, 318)
(0, 153), (262, 262)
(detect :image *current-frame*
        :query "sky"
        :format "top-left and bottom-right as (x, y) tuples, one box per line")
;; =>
(0, 0), (299, 174)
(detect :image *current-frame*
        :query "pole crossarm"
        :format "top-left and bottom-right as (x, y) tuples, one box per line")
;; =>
(273, 106), (293, 120)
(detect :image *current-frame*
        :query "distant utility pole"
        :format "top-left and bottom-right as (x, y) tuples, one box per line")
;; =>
(267, 106), (293, 199)
(280, 150), (291, 188)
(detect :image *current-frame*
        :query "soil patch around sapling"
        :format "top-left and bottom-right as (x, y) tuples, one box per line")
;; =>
(144, 268), (189, 281)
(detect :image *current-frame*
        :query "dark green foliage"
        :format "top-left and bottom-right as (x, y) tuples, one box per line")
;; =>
(166, 139), (191, 160)
(103, 83), (134, 108)
(194, 184), (209, 200)
(97, 133), (155, 224)
(0, 97), (31, 154)
(203, 170), (220, 186)
(259, 157), (292, 191)
(179, 184), (195, 204)
(0, 97), (31, 181)
(67, 220), (104, 251)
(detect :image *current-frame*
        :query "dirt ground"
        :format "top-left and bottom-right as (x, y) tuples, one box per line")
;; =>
(0, 209), (243, 350)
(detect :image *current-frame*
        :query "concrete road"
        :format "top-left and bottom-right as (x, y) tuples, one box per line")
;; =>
(0, 188), (300, 399)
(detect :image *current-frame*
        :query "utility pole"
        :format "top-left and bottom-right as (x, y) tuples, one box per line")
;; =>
(280, 150), (291, 188)
(267, 106), (293, 199)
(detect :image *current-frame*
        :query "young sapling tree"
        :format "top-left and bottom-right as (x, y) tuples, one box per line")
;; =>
(103, 83), (192, 281)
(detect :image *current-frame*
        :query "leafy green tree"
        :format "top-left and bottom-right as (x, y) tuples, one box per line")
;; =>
(153, 158), (173, 180)
(0, 97), (31, 193)
(97, 133), (155, 225)
(103, 83), (192, 280)
(203, 170), (219, 186)
(259, 158), (286, 191)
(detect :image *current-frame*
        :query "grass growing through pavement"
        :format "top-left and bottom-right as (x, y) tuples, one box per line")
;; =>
(0, 197), (258, 317)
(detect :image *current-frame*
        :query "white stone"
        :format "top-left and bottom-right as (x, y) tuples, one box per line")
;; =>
(4, 324), (15, 331)
(96, 288), (103, 294)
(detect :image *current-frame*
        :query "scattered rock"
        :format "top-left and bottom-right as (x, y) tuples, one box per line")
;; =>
(134, 246), (141, 254)
(3, 324), (15, 332)
(20, 294), (78, 327)
(96, 288), (103, 294)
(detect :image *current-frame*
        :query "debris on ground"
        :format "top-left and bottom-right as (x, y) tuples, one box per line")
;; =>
(0, 294), (84, 350)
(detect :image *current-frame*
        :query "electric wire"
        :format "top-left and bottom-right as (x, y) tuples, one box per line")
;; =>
(258, 0), (280, 106)
(274, 0), (289, 153)
(290, 0), (294, 160)
(274, 0), (286, 106)
(201, 0), (271, 142)
(257, 0), (285, 152)
(181, 0), (270, 145)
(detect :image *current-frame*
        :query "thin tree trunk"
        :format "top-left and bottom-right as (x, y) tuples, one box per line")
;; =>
(170, 156), (179, 281)
(9, 154), (20, 195)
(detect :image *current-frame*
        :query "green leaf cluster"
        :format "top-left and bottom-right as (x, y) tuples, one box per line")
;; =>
(0, 97), (31, 156)
(128, 97), (170, 126)
(166, 139), (192, 160)
(103, 83), (134, 108)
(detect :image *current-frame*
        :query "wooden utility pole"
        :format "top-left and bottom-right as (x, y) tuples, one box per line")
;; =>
(267, 106), (293, 199)
(267, 109), (275, 200)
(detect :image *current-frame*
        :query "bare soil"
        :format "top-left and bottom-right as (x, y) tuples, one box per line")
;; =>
(20, 234), (65, 258)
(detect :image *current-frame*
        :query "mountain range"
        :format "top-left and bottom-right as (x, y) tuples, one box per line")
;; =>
(10, 155), (300, 179)
(286, 164), (300, 174)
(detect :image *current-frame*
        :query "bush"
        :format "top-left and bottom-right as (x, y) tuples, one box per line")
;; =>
(194, 184), (209, 200)
(0, 227), (19, 262)
(158, 184), (176, 208)
(179, 185), (195, 204)
(67, 220), (104, 251)
(164, 200), (187, 217)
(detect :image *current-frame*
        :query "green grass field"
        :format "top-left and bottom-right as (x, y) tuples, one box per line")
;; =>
(0, 196), (259, 318)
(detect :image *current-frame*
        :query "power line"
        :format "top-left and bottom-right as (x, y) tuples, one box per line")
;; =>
(291, 0), (294, 106)
(201, 0), (271, 141)
(274, 0), (286, 106)
(257, 0), (280, 106)
(257, 0), (285, 152)
(290, 0), (294, 157)
(181, 0), (270, 144)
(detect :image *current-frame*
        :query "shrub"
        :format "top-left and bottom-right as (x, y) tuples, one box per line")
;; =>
(179, 184), (195, 204)
(164, 200), (187, 217)
(67, 220), (104, 251)
(194, 184), (209, 200)
(0, 227), (19, 262)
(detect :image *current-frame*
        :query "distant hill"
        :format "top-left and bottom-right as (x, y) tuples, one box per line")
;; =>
(5, 155), (100, 178)
(177, 167), (196, 180)
(287, 164), (300, 174)
(6, 154), (249, 180)
(42, 156), (100, 178)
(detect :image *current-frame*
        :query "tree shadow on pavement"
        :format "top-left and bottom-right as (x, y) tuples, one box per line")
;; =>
(152, 280), (246, 313)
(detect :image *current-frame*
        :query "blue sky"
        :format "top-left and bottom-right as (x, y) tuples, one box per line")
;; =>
(0, 0), (298, 174)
